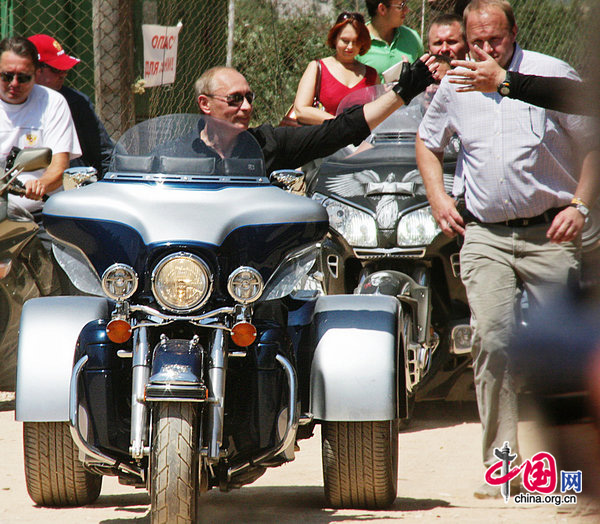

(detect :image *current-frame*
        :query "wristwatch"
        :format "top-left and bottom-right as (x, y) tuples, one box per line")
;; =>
(497, 71), (512, 97)
(570, 197), (590, 218)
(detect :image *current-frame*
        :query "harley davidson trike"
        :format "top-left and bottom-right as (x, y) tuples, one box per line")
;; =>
(16, 114), (407, 522)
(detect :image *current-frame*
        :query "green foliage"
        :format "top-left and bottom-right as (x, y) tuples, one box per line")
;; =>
(233, 0), (330, 125)
(513, 0), (589, 72)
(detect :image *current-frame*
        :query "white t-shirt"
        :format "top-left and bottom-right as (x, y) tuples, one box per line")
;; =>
(1, 84), (81, 211)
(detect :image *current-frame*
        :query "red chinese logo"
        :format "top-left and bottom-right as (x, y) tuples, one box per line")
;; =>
(486, 451), (557, 494)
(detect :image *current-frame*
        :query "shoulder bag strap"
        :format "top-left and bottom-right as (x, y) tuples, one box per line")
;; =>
(313, 60), (322, 107)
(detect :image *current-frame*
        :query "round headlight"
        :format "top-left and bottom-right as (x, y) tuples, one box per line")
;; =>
(102, 263), (138, 300)
(152, 253), (212, 312)
(227, 267), (264, 304)
(397, 207), (441, 246)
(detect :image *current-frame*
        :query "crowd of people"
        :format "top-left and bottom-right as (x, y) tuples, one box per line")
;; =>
(1, 0), (597, 505)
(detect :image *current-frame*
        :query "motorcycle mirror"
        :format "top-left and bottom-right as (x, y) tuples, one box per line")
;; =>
(13, 148), (52, 172)
(63, 167), (98, 190)
(269, 170), (306, 195)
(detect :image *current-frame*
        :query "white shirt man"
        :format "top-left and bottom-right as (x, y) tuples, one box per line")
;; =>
(0, 36), (80, 212)
(416, 0), (599, 500)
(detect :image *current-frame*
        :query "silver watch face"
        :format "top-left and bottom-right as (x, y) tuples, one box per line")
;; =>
(576, 203), (590, 217)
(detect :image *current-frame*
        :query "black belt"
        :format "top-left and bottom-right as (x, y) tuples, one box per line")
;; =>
(461, 206), (567, 228)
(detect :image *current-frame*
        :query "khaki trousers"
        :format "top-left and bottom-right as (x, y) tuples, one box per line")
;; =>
(460, 222), (580, 467)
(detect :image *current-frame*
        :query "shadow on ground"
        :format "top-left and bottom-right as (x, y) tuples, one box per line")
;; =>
(402, 400), (480, 433)
(98, 486), (452, 524)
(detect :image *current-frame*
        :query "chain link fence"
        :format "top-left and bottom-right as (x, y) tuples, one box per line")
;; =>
(6, 0), (593, 139)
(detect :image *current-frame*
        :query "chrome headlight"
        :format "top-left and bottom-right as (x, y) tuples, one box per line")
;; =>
(151, 252), (212, 312)
(227, 267), (264, 304)
(397, 206), (441, 246)
(320, 197), (377, 247)
(102, 263), (138, 300)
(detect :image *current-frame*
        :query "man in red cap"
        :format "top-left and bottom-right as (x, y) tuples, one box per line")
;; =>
(28, 34), (113, 178)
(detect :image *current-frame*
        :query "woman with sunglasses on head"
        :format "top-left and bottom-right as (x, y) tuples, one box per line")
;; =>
(293, 12), (380, 125)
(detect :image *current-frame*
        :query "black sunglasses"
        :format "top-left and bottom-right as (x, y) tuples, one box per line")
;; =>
(205, 92), (256, 106)
(336, 11), (365, 24)
(0, 71), (33, 84)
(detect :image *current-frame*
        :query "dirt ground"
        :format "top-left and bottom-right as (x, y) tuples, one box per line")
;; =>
(1, 391), (599, 524)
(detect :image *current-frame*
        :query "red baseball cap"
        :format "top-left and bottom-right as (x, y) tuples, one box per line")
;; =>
(27, 34), (81, 70)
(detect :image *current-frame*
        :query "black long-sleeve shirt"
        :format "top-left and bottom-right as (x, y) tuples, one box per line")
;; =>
(507, 72), (591, 116)
(151, 104), (372, 175)
(60, 86), (114, 178)
(248, 104), (371, 173)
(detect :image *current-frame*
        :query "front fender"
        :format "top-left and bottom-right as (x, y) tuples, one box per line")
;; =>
(310, 294), (404, 421)
(16, 296), (110, 421)
(358, 270), (430, 345)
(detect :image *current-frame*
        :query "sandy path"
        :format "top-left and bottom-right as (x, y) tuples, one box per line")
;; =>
(0, 393), (598, 523)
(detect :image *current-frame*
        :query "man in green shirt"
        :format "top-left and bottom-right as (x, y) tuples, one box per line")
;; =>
(357, 0), (424, 80)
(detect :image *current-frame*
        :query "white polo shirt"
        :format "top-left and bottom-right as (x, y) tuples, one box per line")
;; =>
(1, 84), (81, 212)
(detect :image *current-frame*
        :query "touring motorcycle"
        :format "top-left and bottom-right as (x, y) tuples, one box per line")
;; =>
(0, 147), (60, 390)
(16, 114), (407, 522)
(292, 88), (474, 406)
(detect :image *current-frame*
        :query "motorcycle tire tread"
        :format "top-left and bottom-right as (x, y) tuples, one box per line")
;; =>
(150, 402), (199, 524)
(23, 421), (102, 506)
(321, 420), (398, 509)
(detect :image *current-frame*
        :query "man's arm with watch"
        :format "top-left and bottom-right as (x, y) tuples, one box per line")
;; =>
(447, 45), (591, 116)
(547, 150), (600, 243)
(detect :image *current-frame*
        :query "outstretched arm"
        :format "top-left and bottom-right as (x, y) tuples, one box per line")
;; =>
(269, 55), (437, 171)
(363, 54), (437, 129)
(448, 45), (590, 115)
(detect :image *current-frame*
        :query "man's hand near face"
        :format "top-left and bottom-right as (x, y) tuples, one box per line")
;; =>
(447, 45), (506, 92)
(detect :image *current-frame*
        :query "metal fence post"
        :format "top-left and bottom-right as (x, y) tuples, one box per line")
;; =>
(93, 0), (135, 139)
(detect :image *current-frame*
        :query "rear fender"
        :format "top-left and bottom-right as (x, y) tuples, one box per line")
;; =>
(16, 296), (110, 421)
(309, 294), (405, 421)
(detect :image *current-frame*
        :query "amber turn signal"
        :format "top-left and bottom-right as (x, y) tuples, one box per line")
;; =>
(106, 318), (132, 344)
(231, 322), (257, 347)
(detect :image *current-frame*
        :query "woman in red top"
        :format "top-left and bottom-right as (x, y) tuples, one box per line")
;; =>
(293, 12), (380, 125)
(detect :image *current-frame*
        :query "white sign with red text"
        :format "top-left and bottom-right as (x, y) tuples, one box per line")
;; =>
(142, 21), (183, 87)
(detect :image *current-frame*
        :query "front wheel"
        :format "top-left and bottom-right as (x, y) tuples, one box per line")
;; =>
(150, 402), (199, 524)
(321, 420), (398, 509)
(23, 421), (102, 506)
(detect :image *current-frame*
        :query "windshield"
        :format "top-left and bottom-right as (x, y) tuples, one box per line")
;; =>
(330, 85), (459, 162)
(336, 84), (427, 138)
(107, 114), (265, 182)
